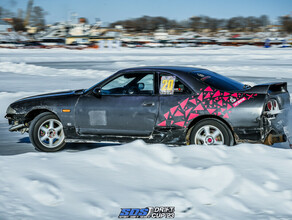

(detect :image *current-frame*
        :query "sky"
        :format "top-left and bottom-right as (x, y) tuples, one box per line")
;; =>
(1, 0), (292, 25)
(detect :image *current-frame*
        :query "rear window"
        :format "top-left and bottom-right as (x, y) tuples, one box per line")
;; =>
(192, 70), (245, 91)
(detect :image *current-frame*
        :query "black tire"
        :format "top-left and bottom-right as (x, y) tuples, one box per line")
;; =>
(29, 112), (66, 152)
(190, 118), (234, 146)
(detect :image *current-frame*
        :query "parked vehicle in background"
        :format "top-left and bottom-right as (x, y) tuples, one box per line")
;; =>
(23, 41), (47, 49)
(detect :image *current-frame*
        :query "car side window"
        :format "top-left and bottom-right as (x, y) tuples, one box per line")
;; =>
(159, 73), (192, 95)
(101, 73), (154, 95)
(136, 74), (154, 94)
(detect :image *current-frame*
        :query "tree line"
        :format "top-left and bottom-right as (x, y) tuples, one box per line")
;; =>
(111, 15), (292, 33)
(1, 5), (292, 34)
(0, 5), (46, 31)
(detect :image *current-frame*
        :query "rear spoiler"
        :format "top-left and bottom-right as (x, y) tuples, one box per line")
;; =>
(245, 82), (288, 94)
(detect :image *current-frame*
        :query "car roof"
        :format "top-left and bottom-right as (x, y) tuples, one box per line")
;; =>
(121, 66), (205, 73)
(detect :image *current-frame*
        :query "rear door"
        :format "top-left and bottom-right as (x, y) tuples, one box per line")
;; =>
(157, 72), (194, 128)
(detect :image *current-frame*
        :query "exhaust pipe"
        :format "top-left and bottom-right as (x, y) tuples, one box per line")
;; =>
(9, 124), (25, 132)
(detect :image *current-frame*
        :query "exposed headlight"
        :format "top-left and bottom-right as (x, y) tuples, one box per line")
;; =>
(6, 105), (16, 114)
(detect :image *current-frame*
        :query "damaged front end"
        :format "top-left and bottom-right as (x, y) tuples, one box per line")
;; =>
(5, 114), (29, 133)
(5, 105), (29, 133)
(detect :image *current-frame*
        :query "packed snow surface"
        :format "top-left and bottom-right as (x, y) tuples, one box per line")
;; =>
(1, 46), (292, 219)
(1, 141), (292, 219)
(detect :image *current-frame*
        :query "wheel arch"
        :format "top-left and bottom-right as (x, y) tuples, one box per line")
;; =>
(186, 114), (235, 144)
(25, 109), (60, 123)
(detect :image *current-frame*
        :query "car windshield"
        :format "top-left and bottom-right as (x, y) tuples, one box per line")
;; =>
(192, 70), (245, 91)
(85, 75), (113, 93)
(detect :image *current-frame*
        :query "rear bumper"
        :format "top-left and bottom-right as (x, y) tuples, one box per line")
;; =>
(261, 108), (289, 144)
(233, 109), (288, 145)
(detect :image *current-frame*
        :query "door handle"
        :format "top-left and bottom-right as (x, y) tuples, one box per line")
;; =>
(142, 102), (155, 107)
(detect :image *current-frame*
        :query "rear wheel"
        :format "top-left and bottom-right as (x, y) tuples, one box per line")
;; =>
(190, 119), (233, 146)
(29, 112), (66, 152)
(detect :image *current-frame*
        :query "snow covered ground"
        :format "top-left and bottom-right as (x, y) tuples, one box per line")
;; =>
(1, 46), (292, 219)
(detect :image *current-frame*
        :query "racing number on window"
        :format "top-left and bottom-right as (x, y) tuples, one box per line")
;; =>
(161, 79), (174, 91)
(160, 76), (176, 95)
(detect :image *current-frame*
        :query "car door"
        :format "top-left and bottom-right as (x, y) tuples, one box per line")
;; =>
(157, 72), (194, 128)
(75, 71), (159, 136)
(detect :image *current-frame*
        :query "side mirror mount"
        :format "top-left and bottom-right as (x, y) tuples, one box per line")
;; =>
(93, 87), (101, 98)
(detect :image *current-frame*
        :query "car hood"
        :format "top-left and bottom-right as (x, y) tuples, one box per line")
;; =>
(13, 89), (84, 104)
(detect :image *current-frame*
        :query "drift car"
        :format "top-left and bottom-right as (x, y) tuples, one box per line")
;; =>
(5, 66), (290, 152)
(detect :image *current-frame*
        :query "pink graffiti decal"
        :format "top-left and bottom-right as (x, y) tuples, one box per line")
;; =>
(170, 106), (178, 115)
(213, 90), (220, 97)
(188, 113), (199, 120)
(158, 121), (166, 126)
(164, 112), (169, 119)
(233, 97), (247, 107)
(157, 87), (256, 128)
(185, 108), (193, 116)
(175, 121), (185, 127)
(189, 98), (197, 105)
(198, 93), (203, 101)
(246, 94), (254, 100)
(180, 98), (189, 109)
(207, 109), (216, 114)
(205, 86), (213, 92)
(174, 111), (184, 117)
(204, 93), (211, 99)
(194, 104), (204, 111)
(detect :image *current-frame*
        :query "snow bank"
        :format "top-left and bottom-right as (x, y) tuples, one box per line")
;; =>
(1, 46), (292, 79)
(1, 141), (292, 219)
(0, 62), (111, 79)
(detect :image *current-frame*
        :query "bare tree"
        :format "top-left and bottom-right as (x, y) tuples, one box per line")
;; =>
(12, 17), (25, 31)
(189, 16), (203, 31)
(279, 16), (292, 33)
(227, 16), (246, 31)
(259, 15), (270, 27)
(111, 15), (272, 33)
(110, 16), (179, 32)
(30, 6), (46, 30)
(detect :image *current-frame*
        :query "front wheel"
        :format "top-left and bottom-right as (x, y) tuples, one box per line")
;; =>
(29, 112), (66, 152)
(190, 119), (234, 146)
